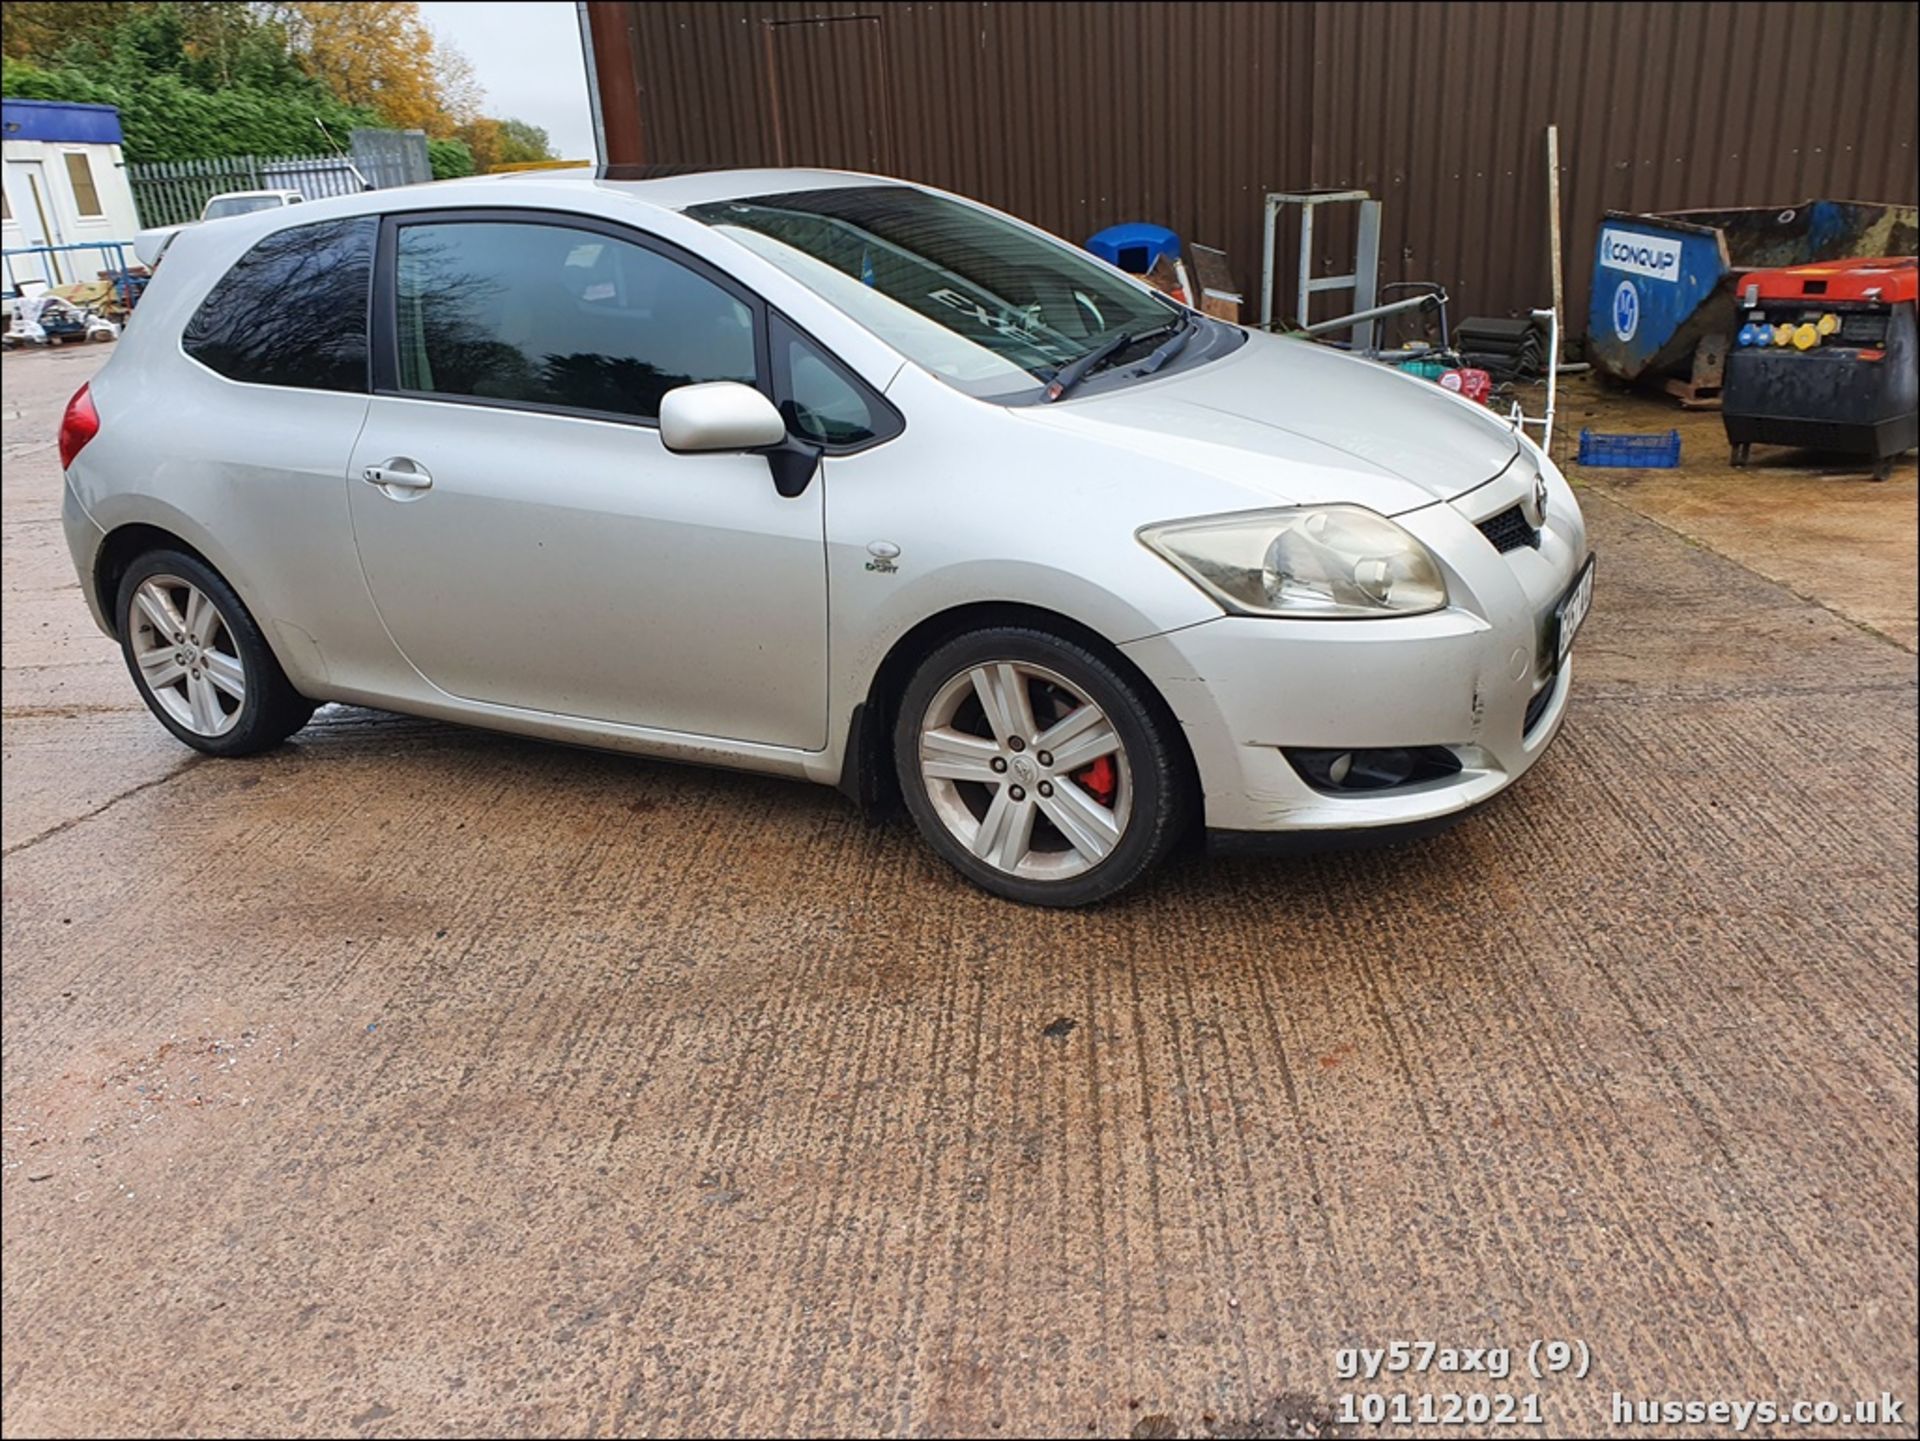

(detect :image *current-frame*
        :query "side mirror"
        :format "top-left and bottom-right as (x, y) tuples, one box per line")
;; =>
(660, 382), (787, 454)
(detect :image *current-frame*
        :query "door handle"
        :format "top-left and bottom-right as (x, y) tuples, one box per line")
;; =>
(362, 459), (433, 491)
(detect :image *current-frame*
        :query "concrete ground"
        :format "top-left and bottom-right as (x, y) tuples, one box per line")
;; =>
(3, 343), (1915, 1439)
(1551, 371), (1920, 653)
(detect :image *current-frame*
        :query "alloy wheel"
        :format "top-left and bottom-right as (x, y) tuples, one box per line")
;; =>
(917, 660), (1132, 879)
(128, 575), (246, 737)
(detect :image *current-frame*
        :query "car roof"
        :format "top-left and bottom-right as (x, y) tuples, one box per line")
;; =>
(167, 168), (914, 245)
(453, 164), (902, 209)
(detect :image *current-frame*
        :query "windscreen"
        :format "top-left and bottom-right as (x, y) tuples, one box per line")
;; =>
(687, 185), (1177, 400)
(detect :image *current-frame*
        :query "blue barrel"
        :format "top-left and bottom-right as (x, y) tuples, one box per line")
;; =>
(1086, 222), (1182, 274)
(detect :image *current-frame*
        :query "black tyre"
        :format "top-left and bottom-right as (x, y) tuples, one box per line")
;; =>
(893, 626), (1191, 906)
(116, 548), (315, 756)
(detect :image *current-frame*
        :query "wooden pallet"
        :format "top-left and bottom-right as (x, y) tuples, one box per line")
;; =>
(1661, 376), (1723, 410)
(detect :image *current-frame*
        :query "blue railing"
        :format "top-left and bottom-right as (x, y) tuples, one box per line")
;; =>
(3, 241), (141, 312)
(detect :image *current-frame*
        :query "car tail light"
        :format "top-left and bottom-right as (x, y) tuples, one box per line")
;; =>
(58, 383), (100, 470)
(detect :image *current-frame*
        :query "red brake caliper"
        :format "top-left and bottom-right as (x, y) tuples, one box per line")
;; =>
(1076, 754), (1117, 807)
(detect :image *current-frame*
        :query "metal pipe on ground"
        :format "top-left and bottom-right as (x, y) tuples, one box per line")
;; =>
(1298, 290), (1442, 339)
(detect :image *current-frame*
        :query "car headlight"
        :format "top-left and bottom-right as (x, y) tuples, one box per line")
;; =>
(1139, 505), (1449, 618)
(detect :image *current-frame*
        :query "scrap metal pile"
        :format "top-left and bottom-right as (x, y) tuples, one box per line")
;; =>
(3, 293), (119, 348)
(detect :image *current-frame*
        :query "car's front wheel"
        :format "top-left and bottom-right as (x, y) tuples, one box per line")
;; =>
(116, 548), (315, 756)
(893, 626), (1190, 906)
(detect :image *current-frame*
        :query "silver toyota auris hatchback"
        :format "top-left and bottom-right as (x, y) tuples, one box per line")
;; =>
(61, 168), (1591, 905)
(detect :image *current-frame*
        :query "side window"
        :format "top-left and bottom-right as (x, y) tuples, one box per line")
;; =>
(393, 220), (756, 421)
(182, 217), (376, 392)
(774, 318), (902, 449)
(64, 153), (102, 217)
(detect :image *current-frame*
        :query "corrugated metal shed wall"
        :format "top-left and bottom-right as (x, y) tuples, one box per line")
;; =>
(1309, 1), (1920, 341)
(591, 1), (1919, 340)
(601, 1), (1318, 283)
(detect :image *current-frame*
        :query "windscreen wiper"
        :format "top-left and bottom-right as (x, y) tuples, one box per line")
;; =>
(1043, 330), (1134, 402)
(1129, 313), (1197, 376)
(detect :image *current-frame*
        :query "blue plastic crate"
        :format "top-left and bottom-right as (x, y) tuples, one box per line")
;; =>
(1576, 428), (1682, 467)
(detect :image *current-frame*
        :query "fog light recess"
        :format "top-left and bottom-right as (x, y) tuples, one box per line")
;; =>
(1284, 745), (1463, 793)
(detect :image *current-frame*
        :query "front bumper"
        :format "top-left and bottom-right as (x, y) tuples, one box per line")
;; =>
(1204, 803), (1489, 856)
(1120, 464), (1586, 835)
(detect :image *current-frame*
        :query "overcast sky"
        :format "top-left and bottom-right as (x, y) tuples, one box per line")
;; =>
(418, 2), (596, 163)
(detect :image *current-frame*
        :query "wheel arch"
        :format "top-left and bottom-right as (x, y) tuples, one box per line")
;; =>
(93, 522), (217, 640)
(838, 600), (1202, 831)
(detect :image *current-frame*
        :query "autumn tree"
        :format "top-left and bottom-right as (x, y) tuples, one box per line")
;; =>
(1, 1), (378, 161)
(4, 0), (541, 166)
(0, 2), (145, 63)
(456, 115), (557, 172)
(269, 0), (472, 136)
(433, 39), (481, 129)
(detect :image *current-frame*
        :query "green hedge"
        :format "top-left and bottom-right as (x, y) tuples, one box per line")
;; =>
(427, 137), (475, 180)
(3, 58), (381, 162)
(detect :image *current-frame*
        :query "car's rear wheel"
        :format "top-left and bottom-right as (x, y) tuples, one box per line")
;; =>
(116, 548), (314, 756)
(894, 627), (1189, 906)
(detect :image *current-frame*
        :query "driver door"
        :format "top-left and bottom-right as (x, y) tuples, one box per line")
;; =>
(347, 212), (828, 749)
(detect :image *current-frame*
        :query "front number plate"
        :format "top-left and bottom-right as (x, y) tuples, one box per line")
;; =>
(1553, 554), (1596, 665)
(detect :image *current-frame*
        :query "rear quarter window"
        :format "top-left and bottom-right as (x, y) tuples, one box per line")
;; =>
(182, 216), (376, 392)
